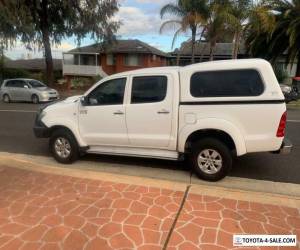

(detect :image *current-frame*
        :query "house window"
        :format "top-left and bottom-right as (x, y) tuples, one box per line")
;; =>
(124, 54), (141, 67)
(74, 54), (80, 65)
(81, 54), (97, 66)
(63, 54), (74, 65)
(106, 54), (115, 66)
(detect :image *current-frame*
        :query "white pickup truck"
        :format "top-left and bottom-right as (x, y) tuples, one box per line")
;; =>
(34, 59), (292, 181)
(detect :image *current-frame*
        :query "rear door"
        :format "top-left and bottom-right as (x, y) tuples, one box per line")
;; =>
(125, 74), (174, 148)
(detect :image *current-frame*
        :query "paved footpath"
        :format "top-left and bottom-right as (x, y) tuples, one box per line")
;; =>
(0, 156), (299, 250)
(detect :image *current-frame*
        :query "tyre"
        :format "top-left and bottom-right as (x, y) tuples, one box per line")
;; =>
(189, 138), (232, 181)
(49, 128), (79, 164)
(3, 94), (10, 103)
(32, 94), (39, 104)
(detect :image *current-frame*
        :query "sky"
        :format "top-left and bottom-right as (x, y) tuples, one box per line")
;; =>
(5, 0), (190, 60)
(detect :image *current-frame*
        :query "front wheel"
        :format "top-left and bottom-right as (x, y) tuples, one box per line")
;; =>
(189, 138), (233, 181)
(49, 129), (79, 164)
(32, 94), (39, 104)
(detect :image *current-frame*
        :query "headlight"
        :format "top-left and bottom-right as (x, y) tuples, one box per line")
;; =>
(41, 92), (49, 97)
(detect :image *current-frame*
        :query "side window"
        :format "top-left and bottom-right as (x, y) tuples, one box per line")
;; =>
(131, 76), (167, 104)
(190, 69), (264, 97)
(5, 81), (13, 87)
(6, 80), (19, 88)
(14, 80), (25, 88)
(88, 78), (126, 106)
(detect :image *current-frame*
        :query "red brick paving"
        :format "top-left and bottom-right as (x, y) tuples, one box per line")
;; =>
(0, 166), (299, 250)
(0, 167), (182, 249)
(169, 194), (300, 250)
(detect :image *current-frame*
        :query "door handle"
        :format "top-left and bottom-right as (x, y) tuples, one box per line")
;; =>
(157, 109), (170, 114)
(113, 110), (124, 115)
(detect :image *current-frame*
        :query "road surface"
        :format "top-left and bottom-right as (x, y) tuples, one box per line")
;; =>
(0, 102), (299, 184)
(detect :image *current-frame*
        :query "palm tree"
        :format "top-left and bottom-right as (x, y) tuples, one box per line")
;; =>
(202, 0), (232, 61)
(226, 0), (252, 59)
(160, 0), (209, 64)
(246, 0), (300, 76)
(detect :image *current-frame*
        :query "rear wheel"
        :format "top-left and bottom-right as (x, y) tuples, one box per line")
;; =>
(3, 94), (10, 103)
(32, 94), (39, 104)
(189, 138), (232, 181)
(50, 129), (79, 164)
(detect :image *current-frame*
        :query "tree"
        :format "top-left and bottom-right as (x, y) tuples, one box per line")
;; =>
(194, 0), (237, 61)
(1, 0), (119, 85)
(0, 2), (19, 81)
(202, 0), (232, 61)
(226, 0), (252, 59)
(245, 0), (300, 76)
(160, 0), (209, 64)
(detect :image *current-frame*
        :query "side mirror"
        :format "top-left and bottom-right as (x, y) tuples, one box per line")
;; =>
(80, 96), (88, 106)
(24, 85), (29, 89)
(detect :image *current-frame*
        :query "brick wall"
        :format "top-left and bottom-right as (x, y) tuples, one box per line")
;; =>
(100, 53), (167, 75)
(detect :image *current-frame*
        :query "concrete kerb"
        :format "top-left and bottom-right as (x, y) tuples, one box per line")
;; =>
(0, 152), (299, 209)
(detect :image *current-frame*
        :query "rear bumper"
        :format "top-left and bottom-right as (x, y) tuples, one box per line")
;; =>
(273, 138), (292, 154)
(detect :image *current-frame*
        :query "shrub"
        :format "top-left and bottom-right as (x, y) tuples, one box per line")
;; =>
(91, 74), (103, 83)
(0, 67), (31, 81)
(71, 76), (93, 90)
(0, 67), (62, 85)
(273, 64), (289, 83)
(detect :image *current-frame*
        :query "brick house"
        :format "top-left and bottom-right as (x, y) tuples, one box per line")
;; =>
(62, 39), (169, 83)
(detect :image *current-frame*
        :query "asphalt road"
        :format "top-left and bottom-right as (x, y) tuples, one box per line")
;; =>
(0, 102), (299, 184)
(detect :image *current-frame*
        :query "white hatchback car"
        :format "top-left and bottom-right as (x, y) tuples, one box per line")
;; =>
(0, 78), (59, 104)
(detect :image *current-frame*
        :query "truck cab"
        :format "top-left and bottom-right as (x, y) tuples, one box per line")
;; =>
(34, 59), (292, 181)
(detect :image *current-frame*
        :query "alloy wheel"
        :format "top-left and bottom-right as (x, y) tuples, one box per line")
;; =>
(54, 137), (71, 158)
(197, 149), (223, 174)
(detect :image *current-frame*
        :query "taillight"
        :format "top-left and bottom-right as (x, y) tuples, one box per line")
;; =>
(276, 111), (287, 137)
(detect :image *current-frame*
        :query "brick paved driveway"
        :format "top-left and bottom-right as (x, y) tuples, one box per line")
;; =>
(0, 166), (299, 250)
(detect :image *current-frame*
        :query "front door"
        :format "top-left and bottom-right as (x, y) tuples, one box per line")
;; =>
(125, 75), (173, 148)
(78, 77), (129, 146)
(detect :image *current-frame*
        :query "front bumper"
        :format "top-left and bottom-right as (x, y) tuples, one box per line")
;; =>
(33, 125), (51, 138)
(33, 112), (51, 138)
(39, 95), (59, 102)
(273, 138), (293, 154)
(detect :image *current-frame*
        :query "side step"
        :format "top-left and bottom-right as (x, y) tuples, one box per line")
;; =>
(87, 146), (180, 161)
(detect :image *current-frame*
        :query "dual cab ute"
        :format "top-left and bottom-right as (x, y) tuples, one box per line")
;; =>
(34, 59), (292, 181)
